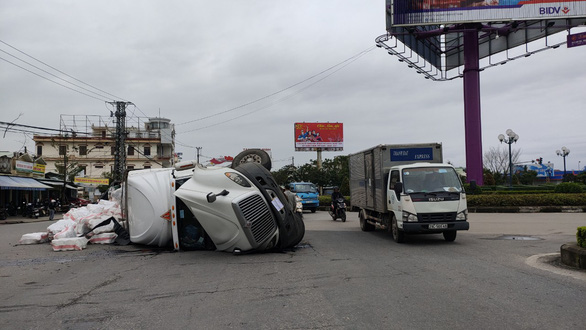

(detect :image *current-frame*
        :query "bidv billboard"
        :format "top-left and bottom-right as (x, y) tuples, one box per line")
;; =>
(294, 123), (343, 151)
(388, 0), (586, 26)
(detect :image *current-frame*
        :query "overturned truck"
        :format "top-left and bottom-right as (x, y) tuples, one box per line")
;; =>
(123, 149), (305, 253)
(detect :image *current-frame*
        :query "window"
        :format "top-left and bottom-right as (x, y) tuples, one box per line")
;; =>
(79, 145), (87, 156)
(95, 144), (104, 149)
(37, 145), (43, 156)
(59, 145), (67, 156)
(94, 164), (104, 169)
(127, 146), (135, 156)
(111, 147), (116, 156)
(144, 146), (151, 156)
(101, 131), (106, 138)
(390, 170), (400, 189)
(143, 165), (151, 169)
(127, 165), (135, 170)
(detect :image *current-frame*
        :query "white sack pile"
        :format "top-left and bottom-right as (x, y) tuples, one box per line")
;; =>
(18, 199), (124, 251)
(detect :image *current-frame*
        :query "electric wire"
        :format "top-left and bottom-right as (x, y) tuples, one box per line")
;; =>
(0, 55), (109, 102)
(0, 39), (129, 102)
(176, 46), (376, 127)
(177, 46), (375, 134)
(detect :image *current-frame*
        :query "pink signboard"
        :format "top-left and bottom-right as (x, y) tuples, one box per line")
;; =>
(294, 123), (343, 151)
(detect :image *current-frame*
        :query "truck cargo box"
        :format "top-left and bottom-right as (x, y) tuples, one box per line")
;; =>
(349, 143), (442, 213)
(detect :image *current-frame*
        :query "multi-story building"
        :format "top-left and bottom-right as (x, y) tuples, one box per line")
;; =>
(33, 115), (175, 180)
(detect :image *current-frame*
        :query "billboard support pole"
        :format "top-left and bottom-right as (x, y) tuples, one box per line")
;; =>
(316, 148), (322, 169)
(462, 25), (484, 186)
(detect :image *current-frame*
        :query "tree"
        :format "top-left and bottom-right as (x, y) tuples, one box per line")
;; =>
(483, 146), (521, 185)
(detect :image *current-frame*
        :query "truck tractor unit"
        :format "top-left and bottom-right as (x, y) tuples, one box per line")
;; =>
(123, 149), (305, 253)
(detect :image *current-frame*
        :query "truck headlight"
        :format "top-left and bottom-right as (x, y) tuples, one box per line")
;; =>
(224, 172), (251, 187)
(402, 212), (418, 222)
(456, 209), (467, 221)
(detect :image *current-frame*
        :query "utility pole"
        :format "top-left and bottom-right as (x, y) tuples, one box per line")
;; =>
(196, 147), (202, 164)
(108, 101), (133, 183)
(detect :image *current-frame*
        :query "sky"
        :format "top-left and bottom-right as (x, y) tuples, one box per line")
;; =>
(1, 1), (585, 174)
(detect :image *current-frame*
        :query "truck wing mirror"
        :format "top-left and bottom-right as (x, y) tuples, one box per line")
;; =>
(206, 190), (230, 203)
(394, 182), (403, 200)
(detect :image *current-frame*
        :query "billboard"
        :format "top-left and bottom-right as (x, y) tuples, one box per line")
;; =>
(294, 123), (343, 151)
(389, 0), (586, 26)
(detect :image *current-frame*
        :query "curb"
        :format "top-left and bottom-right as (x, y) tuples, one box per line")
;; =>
(560, 243), (586, 270)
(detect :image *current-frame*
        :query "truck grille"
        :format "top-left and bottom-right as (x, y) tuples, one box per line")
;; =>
(417, 212), (456, 222)
(237, 194), (276, 244)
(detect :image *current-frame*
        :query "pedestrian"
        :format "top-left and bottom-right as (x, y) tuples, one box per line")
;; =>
(48, 199), (56, 221)
(283, 184), (298, 212)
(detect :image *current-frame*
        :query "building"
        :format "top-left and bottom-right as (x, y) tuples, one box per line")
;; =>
(33, 114), (175, 186)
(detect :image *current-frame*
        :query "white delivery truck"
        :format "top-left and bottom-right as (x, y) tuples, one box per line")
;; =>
(122, 149), (305, 253)
(349, 144), (469, 243)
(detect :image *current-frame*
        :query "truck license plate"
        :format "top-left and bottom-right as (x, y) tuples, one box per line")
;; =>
(429, 223), (448, 229)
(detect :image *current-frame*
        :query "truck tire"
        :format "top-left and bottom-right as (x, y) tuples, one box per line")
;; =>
(443, 231), (457, 242)
(231, 149), (272, 171)
(359, 211), (374, 231)
(311, 207), (316, 213)
(391, 216), (405, 243)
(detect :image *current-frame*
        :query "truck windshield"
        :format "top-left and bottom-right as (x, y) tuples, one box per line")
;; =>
(402, 167), (463, 193)
(293, 184), (317, 193)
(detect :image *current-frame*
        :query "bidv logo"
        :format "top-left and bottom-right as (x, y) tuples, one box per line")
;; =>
(539, 6), (570, 15)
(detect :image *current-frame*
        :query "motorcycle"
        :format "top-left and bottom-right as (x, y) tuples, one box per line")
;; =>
(0, 206), (8, 220)
(25, 203), (40, 219)
(329, 197), (347, 222)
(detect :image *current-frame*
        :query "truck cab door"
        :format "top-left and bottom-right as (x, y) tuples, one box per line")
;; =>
(387, 170), (401, 214)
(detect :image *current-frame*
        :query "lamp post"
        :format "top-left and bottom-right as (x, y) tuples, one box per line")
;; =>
(498, 129), (519, 187)
(556, 147), (570, 180)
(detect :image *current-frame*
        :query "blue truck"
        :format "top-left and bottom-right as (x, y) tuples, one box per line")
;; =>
(289, 182), (319, 213)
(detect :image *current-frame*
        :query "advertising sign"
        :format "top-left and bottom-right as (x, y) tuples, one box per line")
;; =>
(390, 147), (434, 162)
(16, 160), (33, 173)
(389, 0), (586, 26)
(33, 164), (46, 175)
(567, 31), (586, 47)
(294, 123), (343, 151)
(74, 177), (110, 185)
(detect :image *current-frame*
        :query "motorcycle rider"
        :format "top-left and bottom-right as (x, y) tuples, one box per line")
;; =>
(331, 187), (344, 213)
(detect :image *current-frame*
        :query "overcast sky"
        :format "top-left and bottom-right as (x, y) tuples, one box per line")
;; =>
(1, 1), (585, 173)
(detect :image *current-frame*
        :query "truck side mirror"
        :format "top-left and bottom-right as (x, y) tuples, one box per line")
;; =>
(206, 190), (229, 203)
(394, 182), (403, 201)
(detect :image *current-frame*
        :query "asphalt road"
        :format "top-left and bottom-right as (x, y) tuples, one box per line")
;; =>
(1, 212), (585, 329)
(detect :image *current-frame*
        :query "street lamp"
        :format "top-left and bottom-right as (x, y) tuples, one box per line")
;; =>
(498, 129), (519, 187)
(556, 147), (570, 180)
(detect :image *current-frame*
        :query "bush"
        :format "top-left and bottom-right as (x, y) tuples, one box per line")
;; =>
(554, 182), (583, 193)
(464, 183), (482, 195)
(578, 227), (586, 248)
(467, 193), (586, 207)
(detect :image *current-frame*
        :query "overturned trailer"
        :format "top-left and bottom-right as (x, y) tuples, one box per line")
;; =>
(122, 150), (305, 253)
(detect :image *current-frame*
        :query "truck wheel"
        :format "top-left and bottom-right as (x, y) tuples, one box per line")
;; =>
(311, 208), (316, 213)
(359, 211), (374, 232)
(231, 149), (272, 171)
(391, 216), (405, 243)
(443, 231), (457, 242)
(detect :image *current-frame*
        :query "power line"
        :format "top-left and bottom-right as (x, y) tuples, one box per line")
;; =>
(0, 55), (110, 102)
(176, 46), (377, 127)
(0, 39), (128, 102)
(177, 46), (375, 134)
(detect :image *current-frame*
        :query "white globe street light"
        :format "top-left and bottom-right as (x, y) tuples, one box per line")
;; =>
(498, 129), (519, 187)
(556, 147), (570, 179)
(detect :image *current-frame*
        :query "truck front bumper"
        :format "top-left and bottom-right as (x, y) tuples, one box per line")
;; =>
(402, 221), (469, 234)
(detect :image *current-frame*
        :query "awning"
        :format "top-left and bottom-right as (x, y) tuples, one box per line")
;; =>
(38, 180), (78, 190)
(0, 176), (52, 191)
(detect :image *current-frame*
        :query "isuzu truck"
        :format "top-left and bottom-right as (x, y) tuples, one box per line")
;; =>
(349, 143), (469, 243)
